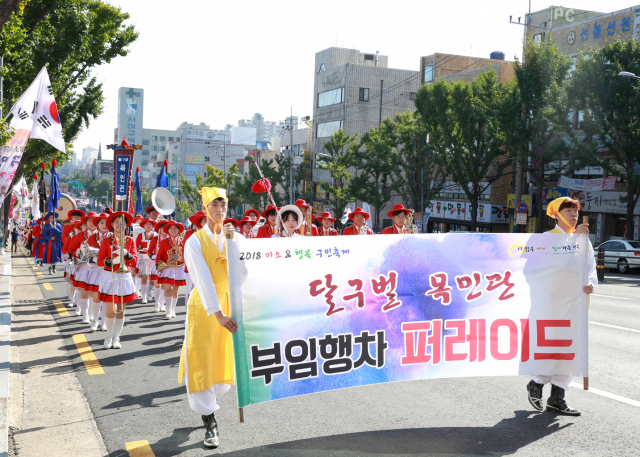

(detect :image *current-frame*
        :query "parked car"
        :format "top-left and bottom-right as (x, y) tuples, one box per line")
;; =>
(595, 240), (640, 273)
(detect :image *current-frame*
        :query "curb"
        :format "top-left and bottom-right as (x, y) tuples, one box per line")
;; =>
(0, 252), (11, 457)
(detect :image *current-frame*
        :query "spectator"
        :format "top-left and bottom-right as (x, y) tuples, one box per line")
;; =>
(11, 227), (18, 253)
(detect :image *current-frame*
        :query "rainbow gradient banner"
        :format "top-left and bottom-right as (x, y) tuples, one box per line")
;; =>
(228, 233), (589, 409)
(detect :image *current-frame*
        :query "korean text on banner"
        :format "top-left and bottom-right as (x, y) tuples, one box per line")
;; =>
(228, 233), (589, 409)
(113, 150), (134, 211)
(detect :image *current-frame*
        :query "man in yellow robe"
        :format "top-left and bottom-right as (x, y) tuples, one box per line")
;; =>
(178, 187), (239, 449)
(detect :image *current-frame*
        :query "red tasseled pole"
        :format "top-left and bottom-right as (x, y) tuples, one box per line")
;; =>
(136, 166), (140, 173)
(40, 162), (46, 169)
(33, 174), (38, 180)
(52, 158), (57, 166)
(163, 159), (168, 167)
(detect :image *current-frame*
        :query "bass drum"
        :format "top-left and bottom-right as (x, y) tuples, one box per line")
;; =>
(56, 193), (77, 222)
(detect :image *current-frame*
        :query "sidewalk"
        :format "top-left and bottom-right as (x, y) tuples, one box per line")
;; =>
(8, 246), (107, 456)
(0, 250), (11, 457)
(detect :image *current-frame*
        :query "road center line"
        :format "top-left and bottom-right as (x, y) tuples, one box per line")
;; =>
(591, 293), (630, 300)
(53, 300), (69, 317)
(570, 382), (640, 408)
(589, 321), (640, 333)
(125, 440), (155, 456)
(71, 334), (105, 375)
(36, 272), (43, 277)
(43, 283), (53, 291)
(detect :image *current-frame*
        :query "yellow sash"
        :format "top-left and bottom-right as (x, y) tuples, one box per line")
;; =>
(178, 228), (235, 392)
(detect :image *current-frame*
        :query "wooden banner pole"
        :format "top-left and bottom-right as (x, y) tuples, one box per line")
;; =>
(583, 215), (589, 391)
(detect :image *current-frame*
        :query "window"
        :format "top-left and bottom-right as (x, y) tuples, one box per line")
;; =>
(159, 136), (165, 141)
(567, 109), (575, 125)
(152, 135), (157, 141)
(578, 110), (584, 128)
(176, 137), (180, 142)
(142, 151), (149, 156)
(409, 92), (416, 101)
(359, 88), (369, 102)
(204, 156), (210, 162)
(318, 87), (344, 107)
(142, 140), (150, 145)
(424, 65), (434, 83)
(609, 242), (625, 251)
(152, 146), (157, 151)
(141, 161), (149, 166)
(160, 146), (165, 151)
(568, 56), (577, 78)
(168, 136), (174, 141)
(316, 120), (343, 138)
(364, 54), (374, 61)
(534, 33), (544, 45)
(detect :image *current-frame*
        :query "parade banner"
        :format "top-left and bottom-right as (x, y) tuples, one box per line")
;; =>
(112, 150), (134, 211)
(557, 175), (616, 192)
(228, 233), (589, 409)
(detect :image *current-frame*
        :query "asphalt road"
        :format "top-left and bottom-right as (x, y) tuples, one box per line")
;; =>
(18, 249), (640, 457)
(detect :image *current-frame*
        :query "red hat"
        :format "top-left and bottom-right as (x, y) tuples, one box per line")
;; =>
(294, 199), (311, 209)
(80, 212), (98, 225)
(92, 213), (109, 226)
(224, 218), (239, 227)
(349, 207), (370, 221)
(164, 221), (184, 235)
(133, 215), (145, 223)
(104, 207), (112, 214)
(251, 178), (272, 194)
(106, 212), (134, 231)
(188, 211), (206, 227)
(73, 220), (83, 229)
(146, 205), (158, 215)
(140, 217), (156, 228)
(236, 216), (257, 228)
(318, 211), (336, 223)
(244, 209), (260, 219)
(67, 209), (85, 219)
(387, 204), (411, 218)
(261, 204), (278, 218)
(155, 219), (169, 232)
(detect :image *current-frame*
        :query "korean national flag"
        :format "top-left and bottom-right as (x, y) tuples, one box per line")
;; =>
(29, 68), (65, 152)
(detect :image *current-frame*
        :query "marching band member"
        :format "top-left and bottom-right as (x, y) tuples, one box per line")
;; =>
(244, 209), (260, 221)
(32, 219), (43, 266)
(69, 213), (97, 322)
(294, 199), (319, 236)
(156, 221), (186, 319)
(184, 211), (206, 307)
(256, 205), (279, 238)
(97, 212), (138, 349)
(317, 212), (338, 236)
(149, 220), (169, 312)
(131, 215), (145, 293)
(41, 212), (63, 275)
(88, 213), (111, 332)
(146, 205), (160, 222)
(135, 218), (157, 304)
(342, 207), (375, 235)
(381, 204), (412, 234)
(236, 216), (257, 239)
(527, 197), (596, 416)
(275, 205), (302, 238)
(62, 210), (85, 288)
(63, 221), (82, 308)
(178, 187), (243, 449)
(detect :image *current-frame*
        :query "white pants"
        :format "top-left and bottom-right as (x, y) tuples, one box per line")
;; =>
(183, 305), (231, 415)
(531, 374), (572, 391)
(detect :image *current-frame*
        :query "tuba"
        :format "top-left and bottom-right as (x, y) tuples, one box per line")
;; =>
(151, 187), (176, 216)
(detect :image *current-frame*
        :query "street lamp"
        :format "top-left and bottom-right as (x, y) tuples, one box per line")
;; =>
(617, 71), (640, 80)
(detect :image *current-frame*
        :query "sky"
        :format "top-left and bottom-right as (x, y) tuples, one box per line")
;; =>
(73, 0), (640, 160)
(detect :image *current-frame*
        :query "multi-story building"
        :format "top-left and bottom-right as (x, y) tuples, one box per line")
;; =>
(524, 4), (640, 242)
(81, 146), (98, 165)
(312, 47), (420, 223)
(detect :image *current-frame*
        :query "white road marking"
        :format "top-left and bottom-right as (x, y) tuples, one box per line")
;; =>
(589, 321), (640, 333)
(591, 293), (630, 300)
(570, 382), (640, 408)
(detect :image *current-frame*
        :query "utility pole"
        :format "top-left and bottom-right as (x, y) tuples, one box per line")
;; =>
(378, 80), (384, 126)
(223, 132), (227, 185)
(290, 107), (294, 204)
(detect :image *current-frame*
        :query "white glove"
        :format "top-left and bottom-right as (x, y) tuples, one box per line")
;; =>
(89, 257), (98, 266)
(112, 255), (121, 266)
(62, 254), (69, 261)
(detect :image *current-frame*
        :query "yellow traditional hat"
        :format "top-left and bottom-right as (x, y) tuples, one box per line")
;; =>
(199, 187), (228, 225)
(546, 197), (569, 219)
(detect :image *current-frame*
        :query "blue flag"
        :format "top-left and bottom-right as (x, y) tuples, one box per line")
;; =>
(155, 162), (168, 189)
(46, 160), (60, 214)
(135, 168), (142, 215)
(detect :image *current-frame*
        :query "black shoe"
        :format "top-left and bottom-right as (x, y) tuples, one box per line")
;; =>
(49, 267), (52, 275)
(527, 380), (544, 411)
(52, 265), (56, 272)
(202, 413), (219, 448)
(546, 384), (581, 416)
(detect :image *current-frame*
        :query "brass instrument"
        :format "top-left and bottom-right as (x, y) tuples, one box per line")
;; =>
(138, 252), (152, 276)
(406, 209), (416, 234)
(306, 209), (312, 237)
(151, 187), (176, 216)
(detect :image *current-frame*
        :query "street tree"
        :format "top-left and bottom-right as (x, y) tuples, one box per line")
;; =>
(567, 39), (640, 238)
(414, 70), (514, 231)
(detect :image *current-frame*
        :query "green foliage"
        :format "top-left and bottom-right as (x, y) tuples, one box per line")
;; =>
(318, 129), (358, 225)
(414, 69), (514, 230)
(567, 38), (640, 236)
(0, 0), (138, 183)
(84, 177), (111, 206)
